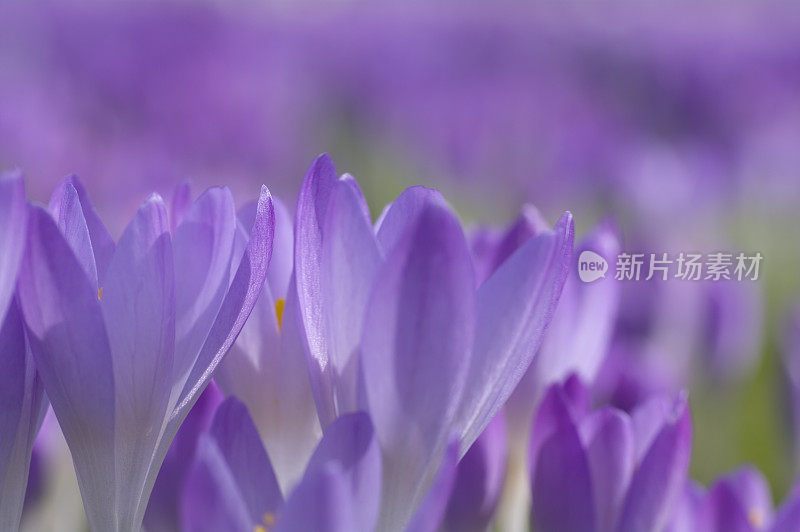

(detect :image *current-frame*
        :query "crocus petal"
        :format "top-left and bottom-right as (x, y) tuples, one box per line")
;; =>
(722, 467), (773, 529)
(145, 383), (223, 532)
(407, 441), (461, 532)
(101, 194), (175, 529)
(443, 413), (507, 532)
(374, 185), (447, 255)
(531, 417), (596, 532)
(216, 274), (321, 493)
(294, 153), (339, 426)
(265, 196), (294, 299)
(49, 182), (99, 290)
(361, 201), (475, 531)
(48, 175), (115, 284)
(181, 437), (256, 532)
(0, 299), (45, 530)
(304, 412), (382, 532)
(528, 376), (590, 484)
(667, 482), (711, 532)
(17, 205), (116, 531)
(172, 186), (237, 394)
(487, 204), (550, 277)
(320, 178), (381, 418)
(173, 185), (274, 416)
(772, 480), (800, 532)
(459, 211), (574, 453)
(706, 480), (755, 532)
(209, 398), (283, 523)
(170, 180), (192, 233)
(580, 408), (634, 532)
(616, 395), (692, 532)
(274, 464), (356, 532)
(527, 222), (621, 392)
(0, 170), (26, 319)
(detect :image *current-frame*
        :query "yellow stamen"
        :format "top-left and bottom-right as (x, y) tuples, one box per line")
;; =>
(253, 526), (267, 532)
(748, 508), (765, 528)
(98, 287), (104, 301)
(275, 299), (285, 331)
(264, 513), (276, 526)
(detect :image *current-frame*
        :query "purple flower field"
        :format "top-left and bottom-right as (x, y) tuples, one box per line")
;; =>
(1, 3), (800, 531)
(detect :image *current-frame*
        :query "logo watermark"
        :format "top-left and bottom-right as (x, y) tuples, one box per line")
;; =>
(578, 250), (609, 283)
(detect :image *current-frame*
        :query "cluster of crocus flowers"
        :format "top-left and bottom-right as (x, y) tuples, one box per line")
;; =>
(3, 153), (795, 532)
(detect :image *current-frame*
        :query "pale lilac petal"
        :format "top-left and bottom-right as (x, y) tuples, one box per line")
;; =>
(172, 184), (274, 421)
(487, 204), (550, 276)
(217, 275), (320, 492)
(532, 417), (596, 532)
(320, 179), (381, 419)
(207, 398), (283, 522)
(101, 194), (175, 529)
(266, 196), (294, 298)
(580, 408), (634, 532)
(16, 205), (116, 531)
(0, 170), (26, 319)
(49, 182), (99, 290)
(305, 412), (382, 532)
(443, 413), (507, 532)
(139, 186), (274, 530)
(407, 441), (460, 532)
(294, 153), (340, 427)
(0, 299), (45, 530)
(274, 464), (356, 532)
(459, 212), (574, 452)
(617, 395), (692, 532)
(48, 175), (115, 284)
(528, 222), (621, 390)
(172, 186), (237, 394)
(361, 202), (475, 531)
(630, 393), (678, 462)
(170, 180), (192, 233)
(374, 186), (447, 255)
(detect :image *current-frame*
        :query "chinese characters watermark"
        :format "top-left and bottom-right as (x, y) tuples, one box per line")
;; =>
(577, 250), (763, 283)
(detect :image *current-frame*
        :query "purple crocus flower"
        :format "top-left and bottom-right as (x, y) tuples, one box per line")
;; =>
(15, 175), (275, 531)
(181, 397), (382, 532)
(0, 170), (46, 530)
(181, 397), (461, 532)
(530, 376), (692, 532)
(292, 154), (573, 530)
(667, 467), (800, 532)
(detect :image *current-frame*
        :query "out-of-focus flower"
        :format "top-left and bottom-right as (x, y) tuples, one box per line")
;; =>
(442, 412), (507, 532)
(781, 304), (800, 461)
(292, 154), (573, 530)
(215, 192), (321, 493)
(530, 377), (692, 532)
(0, 299), (46, 530)
(16, 175), (275, 531)
(0, 170), (26, 318)
(143, 382), (224, 532)
(0, 170), (45, 530)
(667, 467), (800, 532)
